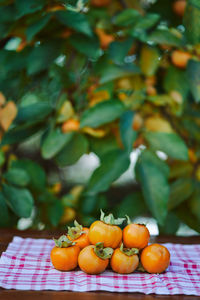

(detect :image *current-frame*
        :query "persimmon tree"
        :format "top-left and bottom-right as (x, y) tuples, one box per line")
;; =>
(0, 0), (200, 234)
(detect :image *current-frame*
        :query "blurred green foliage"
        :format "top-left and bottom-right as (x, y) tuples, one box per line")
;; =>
(0, 0), (200, 234)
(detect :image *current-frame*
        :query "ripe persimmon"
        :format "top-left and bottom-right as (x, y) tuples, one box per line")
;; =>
(110, 244), (139, 274)
(172, 0), (186, 17)
(78, 243), (113, 274)
(141, 243), (170, 274)
(51, 235), (80, 271)
(91, 0), (111, 7)
(123, 216), (150, 249)
(96, 28), (114, 50)
(67, 220), (90, 249)
(171, 50), (191, 68)
(61, 119), (80, 133)
(89, 210), (125, 249)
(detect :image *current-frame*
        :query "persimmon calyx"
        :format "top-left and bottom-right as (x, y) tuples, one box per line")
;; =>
(67, 220), (84, 240)
(137, 262), (146, 272)
(125, 215), (146, 227)
(53, 235), (76, 248)
(120, 243), (139, 257)
(94, 242), (114, 260)
(100, 209), (125, 225)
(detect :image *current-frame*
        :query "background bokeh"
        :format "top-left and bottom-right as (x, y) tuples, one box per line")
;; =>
(0, 0), (200, 235)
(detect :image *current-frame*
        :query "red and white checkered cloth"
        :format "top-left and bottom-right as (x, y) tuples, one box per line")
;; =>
(0, 236), (200, 295)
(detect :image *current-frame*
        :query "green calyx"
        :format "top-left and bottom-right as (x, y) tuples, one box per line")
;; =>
(94, 242), (114, 260)
(100, 209), (125, 225)
(53, 235), (76, 248)
(67, 220), (84, 240)
(137, 262), (146, 272)
(120, 243), (139, 257)
(125, 215), (147, 227)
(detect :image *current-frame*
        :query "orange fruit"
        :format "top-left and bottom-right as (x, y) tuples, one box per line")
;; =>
(171, 50), (191, 68)
(141, 243), (170, 274)
(123, 223), (150, 249)
(172, 0), (186, 17)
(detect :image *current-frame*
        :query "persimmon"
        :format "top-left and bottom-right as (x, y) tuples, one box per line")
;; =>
(60, 207), (76, 224)
(78, 243), (113, 274)
(61, 119), (80, 133)
(172, 0), (186, 17)
(141, 243), (170, 274)
(96, 28), (114, 50)
(67, 220), (90, 249)
(51, 235), (80, 271)
(171, 50), (191, 68)
(91, 0), (111, 7)
(123, 216), (150, 249)
(89, 210), (125, 249)
(110, 243), (139, 274)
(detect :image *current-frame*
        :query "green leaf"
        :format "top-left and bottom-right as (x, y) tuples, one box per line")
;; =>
(89, 135), (118, 159)
(113, 9), (141, 26)
(140, 45), (160, 76)
(0, 193), (10, 227)
(148, 28), (182, 46)
(27, 41), (61, 75)
(168, 178), (194, 210)
(55, 133), (88, 166)
(41, 129), (73, 159)
(0, 150), (5, 167)
(175, 203), (200, 233)
(56, 10), (92, 36)
(0, 123), (43, 146)
(114, 192), (146, 218)
(99, 64), (140, 84)
(164, 66), (189, 99)
(108, 38), (134, 64)
(48, 201), (63, 227)
(4, 168), (30, 187)
(135, 150), (169, 225)
(133, 13), (160, 31)
(158, 212), (180, 235)
(16, 102), (52, 124)
(80, 100), (125, 128)
(184, 0), (200, 44)
(26, 14), (51, 41)
(189, 184), (200, 221)
(120, 111), (137, 153)
(3, 184), (34, 218)
(169, 161), (193, 179)
(145, 132), (188, 161)
(69, 34), (100, 59)
(87, 149), (130, 194)
(12, 159), (46, 192)
(15, 0), (46, 18)
(186, 59), (200, 102)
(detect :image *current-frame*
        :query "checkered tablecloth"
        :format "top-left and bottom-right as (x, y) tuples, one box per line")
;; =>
(0, 236), (200, 295)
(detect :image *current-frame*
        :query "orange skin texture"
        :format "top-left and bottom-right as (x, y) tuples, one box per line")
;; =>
(96, 28), (114, 50)
(91, 0), (111, 7)
(123, 224), (150, 249)
(141, 243), (170, 274)
(68, 228), (90, 249)
(171, 50), (191, 69)
(89, 220), (122, 249)
(110, 248), (139, 274)
(173, 0), (186, 17)
(51, 245), (80, 271)
(78, 245), (109, 274)
(61, 119), (80, 133)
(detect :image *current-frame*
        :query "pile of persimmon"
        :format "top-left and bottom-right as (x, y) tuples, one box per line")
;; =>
(51, 210), (170, 275)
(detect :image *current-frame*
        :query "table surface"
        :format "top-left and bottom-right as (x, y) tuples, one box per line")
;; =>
(0, 229), (199, 300)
